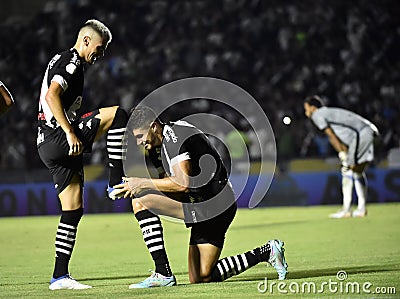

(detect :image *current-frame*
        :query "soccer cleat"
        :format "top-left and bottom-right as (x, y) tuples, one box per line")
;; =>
(107, 181), (124, 200)
(329, 210), (351, 219)
(267, 239), (288, 280)
(129, 271), (177, 288)
(352, 209), (367, 218)
(49, 274), (92, 290)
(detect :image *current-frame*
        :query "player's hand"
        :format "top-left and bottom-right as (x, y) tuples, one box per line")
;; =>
(113, 177), (143, 198)
(338, 151), (348, 167)
(66, 131), (83, 156)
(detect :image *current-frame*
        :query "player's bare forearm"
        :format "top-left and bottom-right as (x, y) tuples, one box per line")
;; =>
(133, 177), (188, 194)
(114, 158), (191, 198)
(45, 83), (74, 134)
(114, 175), (189, 198)
(45, 82), (82, 155)
(325, 127), (347, 153)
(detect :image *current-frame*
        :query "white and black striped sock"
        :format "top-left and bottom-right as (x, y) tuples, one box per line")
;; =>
(107, 108), (128, 187)
(55, 222), (77, 256)
(210, 250), (261, 282)
(135, 210), (172, 277)
(53, 208), (83, 278)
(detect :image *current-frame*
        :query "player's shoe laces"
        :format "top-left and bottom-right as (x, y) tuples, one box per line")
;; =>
(107, 181), (124, 200)
(267, 239), (288, 280)
(329, 210), (351, 219)
(129, 271), (177, 288)
(49, 274), (92, 290)
(352, 209), (367, 218)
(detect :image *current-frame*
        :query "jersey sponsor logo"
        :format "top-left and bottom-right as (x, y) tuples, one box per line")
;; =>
(70, 51), (80, 66)
(48, 54), (61, 70)
(65, 51), (80, 74)
(81, 112), (93, 119)
(191, 210), (197, 223)
(164, 126), (178, 143)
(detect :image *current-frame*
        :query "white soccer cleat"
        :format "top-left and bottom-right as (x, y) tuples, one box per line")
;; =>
(352, 209), (367, 218)
(267, 240), (288, 280)
(49, 274), (92, 290)
(329, 210), (351, 219)
(129, 271), (177, 288)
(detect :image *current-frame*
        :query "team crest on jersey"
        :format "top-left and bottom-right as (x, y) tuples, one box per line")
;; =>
(66, 63), (77, 74)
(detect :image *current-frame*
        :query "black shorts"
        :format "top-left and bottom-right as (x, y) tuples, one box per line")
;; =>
(37, 110), (100, 194)
(189, 201), (237, 249)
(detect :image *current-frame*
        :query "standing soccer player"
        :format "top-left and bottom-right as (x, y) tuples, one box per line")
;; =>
(0, 80), (14, 116)
(37, 19), (128, 290)
(304, 95), (379, 218)
(113, 106), (288, 287)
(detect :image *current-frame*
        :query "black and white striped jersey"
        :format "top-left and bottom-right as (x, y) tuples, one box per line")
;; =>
(148, 120), (229, 197)
(37, 48), (84, 145)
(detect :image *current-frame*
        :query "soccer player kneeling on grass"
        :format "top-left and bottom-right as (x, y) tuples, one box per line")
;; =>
(112, 105), (288, 288)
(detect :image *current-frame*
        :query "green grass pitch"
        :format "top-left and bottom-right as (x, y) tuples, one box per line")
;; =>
(1, 203), (399, 298)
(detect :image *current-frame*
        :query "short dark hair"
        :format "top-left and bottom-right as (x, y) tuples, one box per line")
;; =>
(304, 95), (324, 108)
(128, 105), (160, 131)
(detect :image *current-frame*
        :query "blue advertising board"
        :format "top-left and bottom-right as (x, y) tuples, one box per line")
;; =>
(0, 168), (399, 217)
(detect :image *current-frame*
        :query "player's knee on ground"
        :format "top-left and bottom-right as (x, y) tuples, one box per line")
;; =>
(189, 266), (214, 284)
(199, 266), (215, 283)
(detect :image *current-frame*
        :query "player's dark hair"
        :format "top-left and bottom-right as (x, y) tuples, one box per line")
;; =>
(128, 105), (161, 131)
(304, 95), (324, 108)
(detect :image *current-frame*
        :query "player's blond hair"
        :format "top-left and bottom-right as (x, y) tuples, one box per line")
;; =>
(80, 19), (112, 45)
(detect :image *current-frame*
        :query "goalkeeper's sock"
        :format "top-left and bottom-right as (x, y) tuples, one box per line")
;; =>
(135, 210), (172, 277)
(107, 107), (128, 187)
(210, 250), (260, 282)
(52, 208), (83, 278)
(353, 172), (367, 211)
(341, 168), (354, 211)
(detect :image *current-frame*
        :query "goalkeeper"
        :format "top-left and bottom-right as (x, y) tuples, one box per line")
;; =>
(304, 95), (379, 218)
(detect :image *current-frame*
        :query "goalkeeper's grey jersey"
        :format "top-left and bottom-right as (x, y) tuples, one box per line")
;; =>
(311, 107), (378, 146)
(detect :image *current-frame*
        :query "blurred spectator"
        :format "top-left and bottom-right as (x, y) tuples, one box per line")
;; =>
(0, 0), (399, 171)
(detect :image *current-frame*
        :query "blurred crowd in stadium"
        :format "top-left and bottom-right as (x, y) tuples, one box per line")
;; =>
(0, 0), (399, 170)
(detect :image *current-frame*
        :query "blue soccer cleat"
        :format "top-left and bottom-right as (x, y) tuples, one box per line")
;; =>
(129, 271), (177, 288)
(267, 239), (288, 280)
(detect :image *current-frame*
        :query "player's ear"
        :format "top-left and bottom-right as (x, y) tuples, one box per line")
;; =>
(83, 36), (90, 46)
(150, 122), (157, 132)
